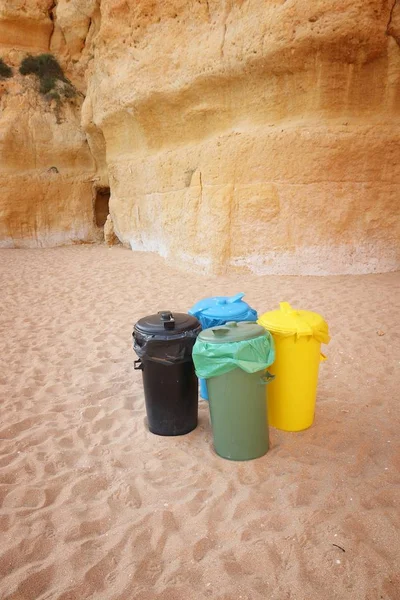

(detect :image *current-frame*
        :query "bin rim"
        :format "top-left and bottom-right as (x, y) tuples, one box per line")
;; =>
(134, 311), (201, 341)
(258, 302), (330, 343)
(198, 321), (266, 343)
(189, 293), (257, 321)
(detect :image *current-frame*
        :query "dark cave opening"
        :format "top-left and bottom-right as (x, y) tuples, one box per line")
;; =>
(94, 187), (110, 228)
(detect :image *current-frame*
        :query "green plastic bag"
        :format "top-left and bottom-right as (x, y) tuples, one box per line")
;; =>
(193, 331), (275, 379)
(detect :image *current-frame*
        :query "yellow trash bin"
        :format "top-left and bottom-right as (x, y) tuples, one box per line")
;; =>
(258, 302), (330, 432)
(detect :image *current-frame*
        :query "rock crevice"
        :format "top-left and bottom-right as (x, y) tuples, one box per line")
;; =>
(387, 0), (400, 46)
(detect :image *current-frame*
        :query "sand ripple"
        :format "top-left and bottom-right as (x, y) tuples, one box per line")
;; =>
(0, 246), (399, 599)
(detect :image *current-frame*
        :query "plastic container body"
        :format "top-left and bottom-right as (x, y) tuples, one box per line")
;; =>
(193, 322), (275, 461)
(207, 368), (269, 460)
(199, 379), (208, 400)
(133, 311), (201, 436)
(140, 356), (198, 436)
(258, 302), (329, 432)
(267, 335), (323, 431)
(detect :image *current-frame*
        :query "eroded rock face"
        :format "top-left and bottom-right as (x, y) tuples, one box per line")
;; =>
(104, 213), (119, 247)
(0, 1), (54, 52)
(1, 0), (400, 272)
(84, 0), (400, 274)
(0, 0), (98, 248)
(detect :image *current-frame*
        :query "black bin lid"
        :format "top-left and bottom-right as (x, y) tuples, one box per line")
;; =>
(134, 311), (201, 338)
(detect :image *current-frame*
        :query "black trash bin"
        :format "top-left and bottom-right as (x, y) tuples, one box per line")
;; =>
(133, 311), (201, 436)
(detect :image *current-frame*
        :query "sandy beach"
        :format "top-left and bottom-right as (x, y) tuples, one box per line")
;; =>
(0, 245), (399, 600)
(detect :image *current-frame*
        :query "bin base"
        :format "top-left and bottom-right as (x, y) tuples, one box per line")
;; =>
(148, 423), (197, 437)
(214, 447), (268, 461)
(270, 419), (314, 432)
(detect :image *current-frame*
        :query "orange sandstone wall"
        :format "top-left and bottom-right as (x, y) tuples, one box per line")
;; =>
(1, 0), (400, 273)
(0, 0), (98, 248)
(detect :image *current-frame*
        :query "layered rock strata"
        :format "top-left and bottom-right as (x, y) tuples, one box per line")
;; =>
(0, 1), (98, 248)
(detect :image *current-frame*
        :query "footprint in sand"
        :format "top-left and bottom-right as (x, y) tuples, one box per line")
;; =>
(3, 487), (47, 510)
(110, 483), (142, 509)
(82, 406), (102, 420)
(193, 536), (216, 562)
(9, 564), (55, 599)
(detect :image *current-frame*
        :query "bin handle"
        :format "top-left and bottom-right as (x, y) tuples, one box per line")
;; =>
(211, 327), (231, 337)
(260, 371), (275, 384)
(227, 293), (245, 304)
(320, 352), (327, 362)
(134, 359), (143, 371)
(158, 311), (175, 330)
(280, 301), (294, 314)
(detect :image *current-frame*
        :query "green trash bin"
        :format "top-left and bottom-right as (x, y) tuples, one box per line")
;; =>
(192, 321), (275, 461)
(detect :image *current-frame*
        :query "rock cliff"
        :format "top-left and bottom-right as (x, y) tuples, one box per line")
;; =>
(0, 0), (98, 248)
(1, 0), (400, 273)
